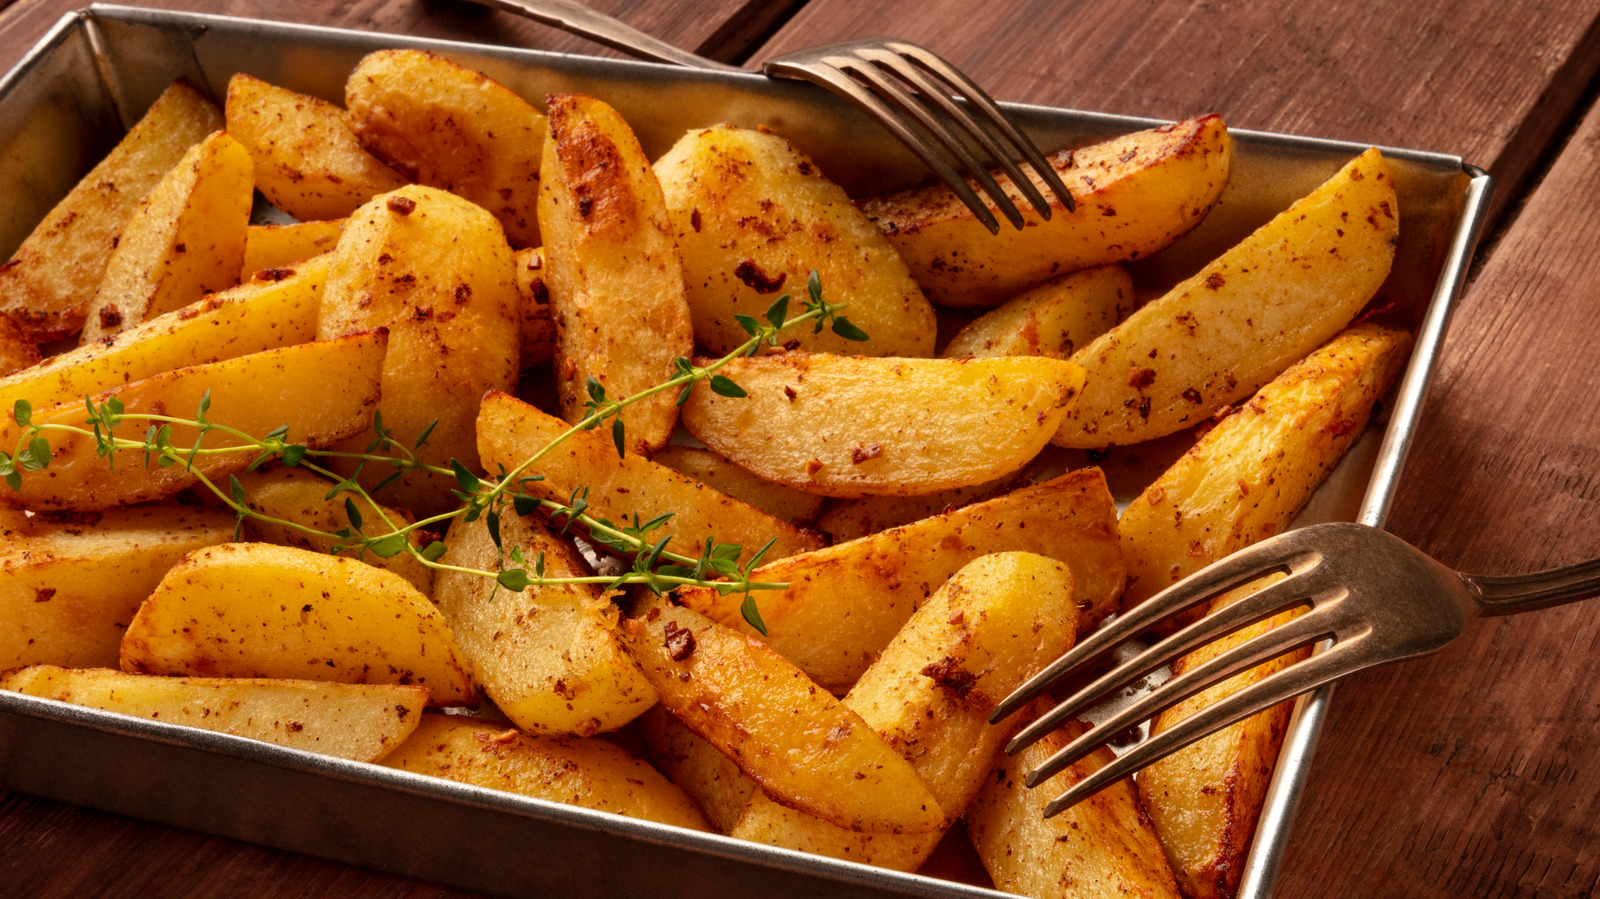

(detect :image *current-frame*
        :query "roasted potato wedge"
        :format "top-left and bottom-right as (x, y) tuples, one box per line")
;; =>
(0, 505), (233, 669)
(814, 470), (1033, 543)
(941, 264), (1132, 361)
(81, 130), (254, 343)
(1, 666), (426, 763)
(318, 184), (520, 517)
(538, 93), (693, 454)
(654, 123), (937, 357)
(121, 542), (474, 704)
(862, 115), (1232, 307)
(234, 465), (433, 593)
(639, 704), (756, 834)
(225, 73), (406, 221)
(243, 220), (344, 273)
(1120, 323), (1412, 606)
(0, 255), (326, 417)
(0, 331), (385, 512)
(731, 552), (1082, 871)
(432, 510), (656, 737)
(1138, 574), (1306, 899)
(476, 392), (823, 564)
(621, 598), (945, 835)
(0, 314), (39, 377)
(681, 353), (1084, 497)
(675, 469), (1124, 691)
(345, 49), (545, 247)
(382, 714), (709, 830)
(0, 80), (222, 340)
(650, 445), (824, 527)
(968, 712), (1182, 899)
(512, 246), (555, 370)
(1055, 149), (1399, 448)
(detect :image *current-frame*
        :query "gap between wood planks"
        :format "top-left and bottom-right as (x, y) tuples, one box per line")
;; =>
(693, 0), (813, 65)
(1465, 61), (1600, 288)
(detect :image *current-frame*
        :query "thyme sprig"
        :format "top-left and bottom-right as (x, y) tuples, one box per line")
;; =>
(0, 272), (863, 635)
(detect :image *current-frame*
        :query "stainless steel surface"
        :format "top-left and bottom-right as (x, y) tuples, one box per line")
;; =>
(1000, 521), (1600, 817)
(453, 0), (1070, 233)
(457, 0), (739, 70)
(0, 6), (1493, 897)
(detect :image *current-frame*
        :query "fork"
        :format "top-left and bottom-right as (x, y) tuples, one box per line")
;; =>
(459, 0), (1075, 233)
(990, 520), (1600, 816)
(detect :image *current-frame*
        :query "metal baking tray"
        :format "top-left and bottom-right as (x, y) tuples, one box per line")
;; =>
(0, 6), (1493, 897)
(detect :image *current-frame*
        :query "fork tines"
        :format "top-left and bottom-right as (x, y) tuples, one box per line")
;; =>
(991, 530), (1343, 815)
(765, 39), (1075, 234)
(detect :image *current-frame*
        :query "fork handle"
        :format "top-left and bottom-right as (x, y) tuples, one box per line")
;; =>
(1464, 555), (1600, 615)
(457, 0), (741, 71)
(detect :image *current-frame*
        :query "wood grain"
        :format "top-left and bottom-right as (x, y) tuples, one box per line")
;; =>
(0, 0), (769, 77)
(756, 0), (1600, 224)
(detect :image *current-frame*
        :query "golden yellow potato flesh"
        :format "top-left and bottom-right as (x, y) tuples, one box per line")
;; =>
(121, 542), (474, 705)
(1, 666), (427, 763)
(681, 352), (1085, 498)
(1055, 148), (1399, 448)
(0, 80), (221, 341)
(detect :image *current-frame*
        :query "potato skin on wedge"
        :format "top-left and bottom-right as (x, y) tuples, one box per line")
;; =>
(1138, 574), (1306, 899)
(730, 552), (1082, 871)
(120, 542), (474, 705)
(1, 666), (427, 763)
(681, 353), (1085, 497)
(476, 392), (822, 565)
(318, 184), (520, 517)
(234, 465), (434, 593)
(0, 80), (222, 341)
(654, 124), (937, 358)
(862, 115), (1232, 307)
(969, 712), (1181, 899)
(382, 714), (709, 830)
(651, 445), (824, 527)
(225, 73), (406, 221)
(1055, 148), (1399, 449)
(432, 510), (656, 737)
(0, 331), (386, 512)
(639, 704), (756, 834)
(345, 49), (545, 247)
(1119, 323), (1412, 606)
(244, 221), (345, 274)
(81, 130), (255, 343)
(675, 469), (1124, 691)
(620, 598), (945, 835)
(538, 92), (693, 454)
(941, 264), (1132, 361)
(0, 255), (327, 418)
(0, 505), (233, 669)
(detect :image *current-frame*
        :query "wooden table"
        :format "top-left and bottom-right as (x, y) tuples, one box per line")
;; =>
(2, 0), (1598, 896)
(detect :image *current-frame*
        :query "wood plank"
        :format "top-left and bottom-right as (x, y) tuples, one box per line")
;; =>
(0, 792), (479, 898)
(1271, 90), (1600, 899)
(756, 0), (1600, 224)
(0, 0), (763, 78)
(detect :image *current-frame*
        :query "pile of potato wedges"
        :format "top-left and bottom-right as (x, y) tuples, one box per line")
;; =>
(0, 47), (1413, 899)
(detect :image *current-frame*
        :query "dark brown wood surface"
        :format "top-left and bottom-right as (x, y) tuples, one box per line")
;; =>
(2, 0), (1600, 896)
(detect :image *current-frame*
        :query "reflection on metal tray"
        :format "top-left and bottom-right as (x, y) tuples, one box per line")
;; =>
(0, 6), (1493, 898)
